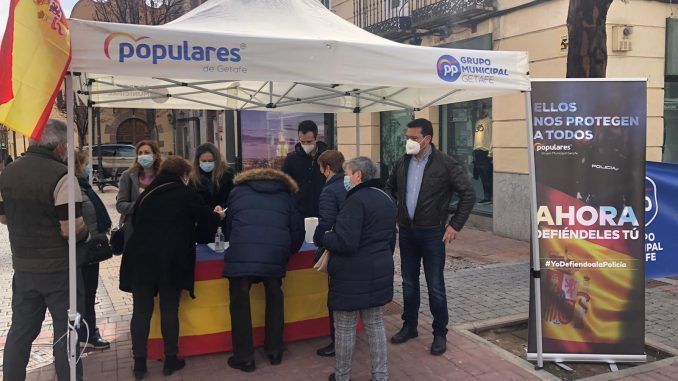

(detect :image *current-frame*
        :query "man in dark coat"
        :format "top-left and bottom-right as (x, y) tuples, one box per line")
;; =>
(323, 156), (396, 381)
(386, 118), (476, 356)
(223, 168), (305, 373)
(282, 120), (327, 218)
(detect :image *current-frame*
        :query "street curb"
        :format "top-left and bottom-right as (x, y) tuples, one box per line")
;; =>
(452, 313), (560, 381)
(453, 314), (678, 381)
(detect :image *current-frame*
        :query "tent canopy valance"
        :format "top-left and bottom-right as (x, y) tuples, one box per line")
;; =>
(68, 0), (531, 113)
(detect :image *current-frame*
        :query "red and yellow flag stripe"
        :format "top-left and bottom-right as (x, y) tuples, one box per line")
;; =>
(0, 0), (71, 140)
(147, 249), (330, 359)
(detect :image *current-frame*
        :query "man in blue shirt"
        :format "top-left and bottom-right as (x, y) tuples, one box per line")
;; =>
(385, 118), (476, 356)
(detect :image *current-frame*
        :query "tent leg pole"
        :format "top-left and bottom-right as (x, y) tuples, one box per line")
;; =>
(355, 95), (361, 157)
(525, 90), (544, 369)
(87, 89), (93, 186)
(65, 73), (79, 381)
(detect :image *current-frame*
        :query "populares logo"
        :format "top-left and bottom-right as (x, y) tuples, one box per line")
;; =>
(645, 176), (658, 227)
(437, 55), (462, 82)
(103, 33), (242, 65)
(533, 142), (572, 152)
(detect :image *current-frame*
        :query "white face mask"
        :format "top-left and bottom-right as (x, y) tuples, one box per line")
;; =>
(301, 143), (315, 155)
(405, 139), (421, 155)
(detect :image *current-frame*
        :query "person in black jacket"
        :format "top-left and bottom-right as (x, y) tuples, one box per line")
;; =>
(223, 168), (305, 373)
(323, 156), (396, 381)
(122, 157), (224, 380)
(191, 143), (234, 208)
(385, 118), (476, 356)
(282, 120), (327, 218)
(312, 150), (347, 358)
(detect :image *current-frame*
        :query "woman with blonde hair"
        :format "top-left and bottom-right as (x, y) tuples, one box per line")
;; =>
(116, 140), (162, 244)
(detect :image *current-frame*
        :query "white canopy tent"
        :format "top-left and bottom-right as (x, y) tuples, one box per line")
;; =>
(62, 0), (536, 378)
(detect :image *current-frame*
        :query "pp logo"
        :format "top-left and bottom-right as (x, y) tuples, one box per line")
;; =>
(437, 55), (461, 82)
(645, 176), (658, 227)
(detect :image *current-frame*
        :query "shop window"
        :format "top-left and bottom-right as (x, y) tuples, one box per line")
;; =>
(663, 79), (678, 163)
(239, 111), (327, 171)
(380, 109), (412, 180)
(441, 99), (493, 215)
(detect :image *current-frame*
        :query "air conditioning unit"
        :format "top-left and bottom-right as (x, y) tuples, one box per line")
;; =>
(612, 25), (633, 52)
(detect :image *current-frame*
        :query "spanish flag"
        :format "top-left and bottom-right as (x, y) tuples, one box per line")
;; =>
(0, 0), (71, 140)
(147, 244), (331, 359)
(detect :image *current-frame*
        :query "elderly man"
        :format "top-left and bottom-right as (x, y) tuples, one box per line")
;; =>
(0, 119), (88, 381)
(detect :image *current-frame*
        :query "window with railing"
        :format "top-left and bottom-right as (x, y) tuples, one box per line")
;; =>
(353, 0), (411, 39)
(411, 0), (494, 29)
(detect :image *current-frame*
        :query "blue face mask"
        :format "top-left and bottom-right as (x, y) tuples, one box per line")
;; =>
(85, 164), (92, 177)
(200, 161), (215, 173)
(343, 175), (355, 192)
(137, 154), (154, 169)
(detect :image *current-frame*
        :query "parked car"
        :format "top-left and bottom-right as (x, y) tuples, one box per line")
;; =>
(84, 144), (136, 190)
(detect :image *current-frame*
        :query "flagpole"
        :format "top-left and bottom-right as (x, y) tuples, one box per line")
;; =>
(65, 72), (79, 381)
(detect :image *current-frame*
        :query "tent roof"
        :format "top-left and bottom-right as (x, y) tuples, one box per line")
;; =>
(69, 0), (530, 112)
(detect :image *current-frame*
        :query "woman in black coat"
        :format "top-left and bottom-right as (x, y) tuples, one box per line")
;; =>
(223, 168), (304, 373)
(122, 157), (224, 380)
(191, 143), (234, 208)
(322, 157), (396, 381)
(312, 150), (347, 357)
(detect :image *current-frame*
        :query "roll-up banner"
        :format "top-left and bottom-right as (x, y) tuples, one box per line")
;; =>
(527, 79), (647, 363)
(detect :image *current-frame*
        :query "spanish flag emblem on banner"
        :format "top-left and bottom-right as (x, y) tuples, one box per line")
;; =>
(0, 0), (71, 140)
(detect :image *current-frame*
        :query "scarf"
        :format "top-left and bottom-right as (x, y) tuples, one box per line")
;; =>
(78, 176), (112, 233)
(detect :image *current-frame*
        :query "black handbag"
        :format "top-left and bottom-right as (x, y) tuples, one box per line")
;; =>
(110, 226), (125, 255)
(87, 233), (113, 264)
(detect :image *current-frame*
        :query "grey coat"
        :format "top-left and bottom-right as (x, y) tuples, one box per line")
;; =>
(116, 169), (141, 242)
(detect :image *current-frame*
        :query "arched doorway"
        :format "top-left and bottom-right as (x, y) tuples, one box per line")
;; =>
(117, 118), (151, 145)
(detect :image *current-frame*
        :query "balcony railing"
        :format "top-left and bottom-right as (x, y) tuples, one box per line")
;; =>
(411, 0), (494, 29)
(353, 0), (412, 40)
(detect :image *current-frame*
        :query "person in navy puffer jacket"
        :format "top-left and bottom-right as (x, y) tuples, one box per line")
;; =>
(222, 168), (304, 373)
(312, 150), (348, 358)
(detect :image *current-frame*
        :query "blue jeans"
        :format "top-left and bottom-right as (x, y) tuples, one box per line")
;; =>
(399, 226), (448, 337)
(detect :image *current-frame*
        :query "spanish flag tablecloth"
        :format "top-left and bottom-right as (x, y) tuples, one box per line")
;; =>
(147, 243), (330, 359)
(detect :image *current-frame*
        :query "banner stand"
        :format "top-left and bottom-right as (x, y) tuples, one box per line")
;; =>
(525, 79), (647, 366)
(524, 90), (544, 369)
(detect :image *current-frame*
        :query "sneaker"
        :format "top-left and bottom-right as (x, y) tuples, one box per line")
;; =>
(316, 342), (335, 357)
(390, 325), (418, 344)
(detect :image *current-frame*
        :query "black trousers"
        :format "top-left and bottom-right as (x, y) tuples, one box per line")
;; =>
(80, 262), (99, 339)
(3, 270), (84, 381)
(229, 277), (284, 362)
(130, 284), (181, 358)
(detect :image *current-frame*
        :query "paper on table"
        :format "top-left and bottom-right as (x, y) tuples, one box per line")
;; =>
(304, 217), (318, 243)
(207, 242), (230, 252)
